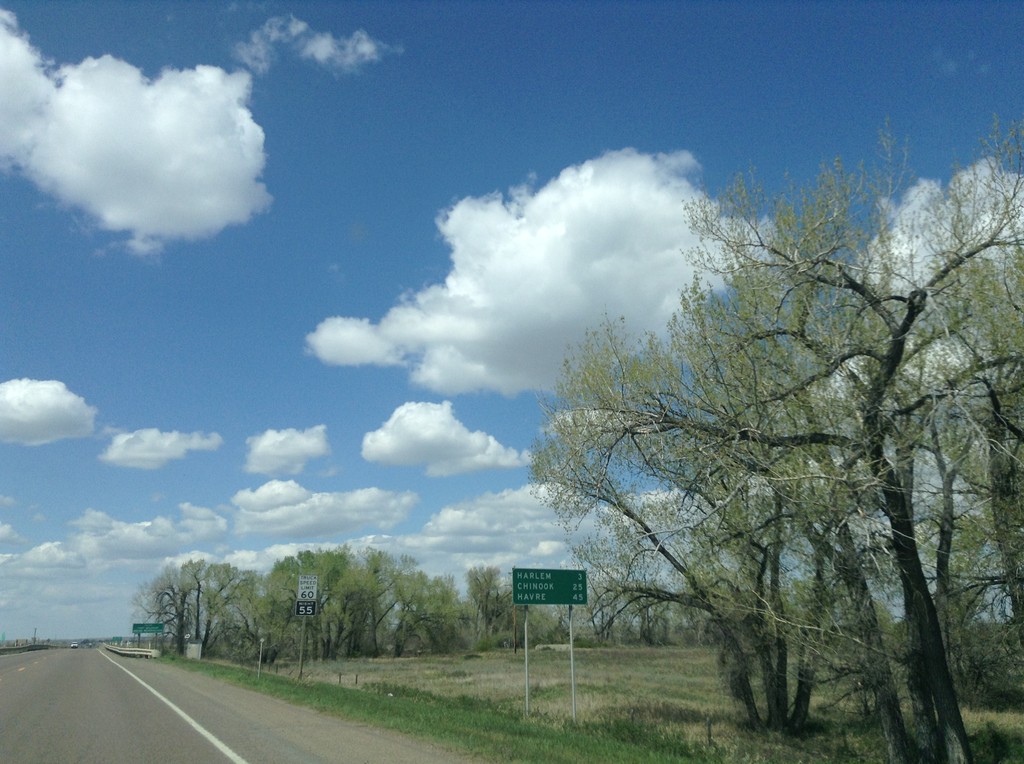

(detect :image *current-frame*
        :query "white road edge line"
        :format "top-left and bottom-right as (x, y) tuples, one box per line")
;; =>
(100, 651), (250, 764)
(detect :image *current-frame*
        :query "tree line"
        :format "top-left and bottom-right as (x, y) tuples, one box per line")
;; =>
(137, 550), (476, 663)
(531, 124), (1024, 764)
(134, 549), (697, 666)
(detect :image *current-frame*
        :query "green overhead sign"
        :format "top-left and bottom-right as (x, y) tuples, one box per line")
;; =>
(513, 568), (587, 605)
(132, 622), (164, 634)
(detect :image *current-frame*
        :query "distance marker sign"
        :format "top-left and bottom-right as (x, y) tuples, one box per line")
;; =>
(513, 568), (587, 605)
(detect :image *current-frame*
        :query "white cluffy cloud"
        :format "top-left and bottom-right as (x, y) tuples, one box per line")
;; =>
(0, 10), (270, 254)
(3, 504), (229, 577)
(307, 149), (710, 395)
(231, 479), (417, 538)
(235, 15), (399, 75)
(67, 504), (228, 566)
(351, 485), (591, 580)
(245, 425), (330, 475)
(362, 401), (529, 476)
(0, 378), (96, 445)
(0, 522), (26, 545)
(99, 428), (223, 469)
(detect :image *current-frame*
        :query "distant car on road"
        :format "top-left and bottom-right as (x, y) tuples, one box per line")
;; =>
(70, 642), (78, 648)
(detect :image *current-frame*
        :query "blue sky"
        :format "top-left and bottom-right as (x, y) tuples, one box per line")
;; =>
(0, 1), (1020, 640)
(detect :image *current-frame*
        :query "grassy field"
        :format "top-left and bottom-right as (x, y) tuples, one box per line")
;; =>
(176, 646), (1024, 763)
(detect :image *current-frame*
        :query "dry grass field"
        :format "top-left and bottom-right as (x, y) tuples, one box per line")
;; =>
(225, 644), (1024, 762)
(311, 646), (724, 723)
(299, 646), (885, 762)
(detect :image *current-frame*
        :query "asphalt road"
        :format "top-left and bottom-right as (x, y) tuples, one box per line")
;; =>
(0, 648), (480, 764)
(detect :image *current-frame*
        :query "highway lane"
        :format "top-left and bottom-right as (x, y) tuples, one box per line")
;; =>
(0, 647), (222, 762)
(0, 648), (480, 763)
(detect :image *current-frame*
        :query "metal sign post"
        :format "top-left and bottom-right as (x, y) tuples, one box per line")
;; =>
(296, 574), (318, 681)
(513, 568), (587, 722)
(569, 605), (576, 722)
(298, 616), (307, 680)
(523, 605), (530, 715)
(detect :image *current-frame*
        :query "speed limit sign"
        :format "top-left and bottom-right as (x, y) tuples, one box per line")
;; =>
(298, 574), (318, 601)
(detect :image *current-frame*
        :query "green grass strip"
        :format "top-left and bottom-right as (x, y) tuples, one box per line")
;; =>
(168, 658), (720, 763)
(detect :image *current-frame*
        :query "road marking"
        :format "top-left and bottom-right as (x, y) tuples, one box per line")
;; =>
(100, 651), (250, 764)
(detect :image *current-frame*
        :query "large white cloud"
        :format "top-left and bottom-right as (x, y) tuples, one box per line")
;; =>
(67, 505), (228, 564)
(13, 540), (87, 574)
(0, 378), (96, 445)
(99, 428), (223, 469)
(0, 503), (230, 582)
(0, 9), (49, 164)
(362, 401), (529, 476)
(351, 485), (590, 581)
(245, 425), (330, 475)
(231, 479), (417, 538)
(306, 149), (710, 395)
(0, 10), (270, 254)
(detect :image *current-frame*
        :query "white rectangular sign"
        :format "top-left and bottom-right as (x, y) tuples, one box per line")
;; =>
(298, 574), (318, 601)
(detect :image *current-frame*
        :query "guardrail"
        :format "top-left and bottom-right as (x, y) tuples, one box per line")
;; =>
(0, 644), (51, 655)
(104, 643), (160, 659)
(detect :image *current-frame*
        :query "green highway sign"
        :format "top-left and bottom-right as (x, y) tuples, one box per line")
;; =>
(132, 622), (164, 634)
(513, 568), (587, 605)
